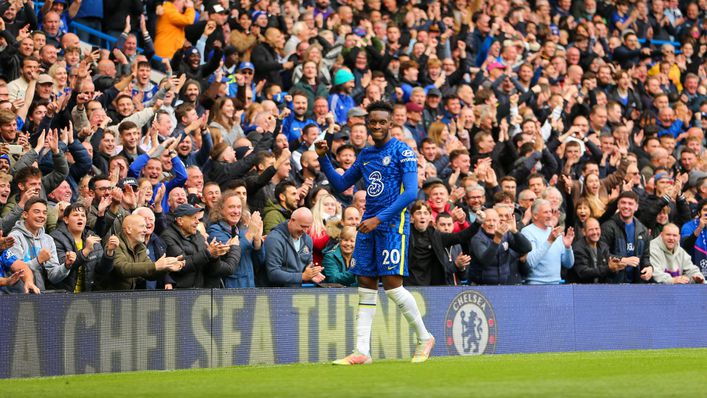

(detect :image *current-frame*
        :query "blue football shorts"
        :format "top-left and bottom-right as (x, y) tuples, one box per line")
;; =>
(350, 227), (408, 277)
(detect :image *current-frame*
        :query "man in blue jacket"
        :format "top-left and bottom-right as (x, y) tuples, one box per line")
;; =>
(263, 207), (323, 287)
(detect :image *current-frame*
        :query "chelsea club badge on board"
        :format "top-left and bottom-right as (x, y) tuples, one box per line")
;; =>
(445, 290), (497, 355)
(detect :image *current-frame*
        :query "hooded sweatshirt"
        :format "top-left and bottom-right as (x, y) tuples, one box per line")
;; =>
(649, 235), (704, 284)
(7, 220), (63, 292)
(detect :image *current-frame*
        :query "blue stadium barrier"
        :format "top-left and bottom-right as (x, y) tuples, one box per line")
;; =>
(69, 22), (164, 64)
(1, 285), (705, 378)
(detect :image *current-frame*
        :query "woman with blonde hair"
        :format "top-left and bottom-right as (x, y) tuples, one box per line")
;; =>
(322, 226), (358, 286)
(309, 193), (342, 266)
(580, 173), (607, 218)
(48, 61), (69, 99)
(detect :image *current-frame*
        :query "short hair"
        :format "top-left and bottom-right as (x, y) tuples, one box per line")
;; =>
(14, 166), (42, 185)
(336, 143), (356, 155)
(493, 191), (515, 204)
(617, 190), (639, 202)
(118, 120), (138, 134)
(274, 180), (296, 204)
(449, 148), (470, 162)
(436, 212), (453, 222)
(88, 174), (110, 191)
(531, 198), (551, 216)
(23, 197), (47, 212)
(500, 176), (517, 185)
(63, 202), (87, 218)
(175, 102), (196, 122)
(366, 100), (394, 115)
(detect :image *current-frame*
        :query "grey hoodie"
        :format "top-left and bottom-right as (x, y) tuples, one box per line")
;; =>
(7, 220), (64, 292)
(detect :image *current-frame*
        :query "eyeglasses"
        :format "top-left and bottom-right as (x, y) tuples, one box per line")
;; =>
(95, 186), (115, 191)
(241, 70), (253, 75)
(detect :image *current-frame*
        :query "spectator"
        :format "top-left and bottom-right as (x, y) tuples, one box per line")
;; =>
(264, 207), (322, 287)
(322, 226), (357, 286)
(600, 191), (654, 283)
(97, 214), (183, 290)
(308, 193), (341, 266)
(680, 199), (707, 276)
(263, 180), (298, 234)
(567, 217), (623, 284)
(207, 192), (264, 288)
(132, 206), (170, 289)
(154, 0), (196, 59)
(161, 203), (237, 288)
(470, 207), (532, 285)
(49, 203), (109, 292)
(7, 198), (61, 292)
(651, 223), (705, 284)
(520, 199), (575, 284)
(252, 27), (294, 87)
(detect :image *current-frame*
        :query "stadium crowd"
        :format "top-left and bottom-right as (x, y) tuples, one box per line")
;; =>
(0, 0), (706, 293)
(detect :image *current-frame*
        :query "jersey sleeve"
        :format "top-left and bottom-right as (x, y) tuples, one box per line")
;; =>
(398, 144), (418, 173)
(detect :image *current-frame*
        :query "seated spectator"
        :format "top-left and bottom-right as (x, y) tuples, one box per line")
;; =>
(520, 199), (575, 284)
(264, 207), (323, 287)
(49, 203), (109, 292)
(680, 199), (707, 276)
(470, 208), (532, 285)
(97, 214), (183, 290)
(161, 204), (238, 288)
(263, 180), (298, 234)
(651, 223), (705, 284)
(322, 226), (358, 287)
(7, 198), (61, 292)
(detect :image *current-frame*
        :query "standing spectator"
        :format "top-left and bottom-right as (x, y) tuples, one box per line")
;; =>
(600, 191), (654, 283)
(207, 193), (265, 288)
(651, 223), (705, 284)
(263, 207), (323, 287)
(680, 200), (707, 276)
(470, 207), (532, 285)
(263, 180), (298, 234)
(7, 198), (61, 292)
(322, 226), (358, 286)
(97, 214), (183, 290)
(308, 193), (341, 266)
(154, 0), (196, 59)
(161, 204), (237, 288)
(49, 203), (109, 292)
(72, 0), (104, 44)
(252, 27), (294, 88)
(567, 217), (623, 284)
(520, 199), (575, 284)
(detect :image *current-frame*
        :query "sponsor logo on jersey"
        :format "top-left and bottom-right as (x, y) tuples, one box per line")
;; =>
(402, 149), (415, 158)
(445, 290), (497, 356)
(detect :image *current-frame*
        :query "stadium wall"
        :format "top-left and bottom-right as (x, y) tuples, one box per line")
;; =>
(1, 285), (705, 378)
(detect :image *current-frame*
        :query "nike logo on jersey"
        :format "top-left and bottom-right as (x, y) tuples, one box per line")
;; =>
(363, 161), (370, 165)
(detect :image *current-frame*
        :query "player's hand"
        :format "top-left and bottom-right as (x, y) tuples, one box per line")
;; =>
(357, 217), (381, 233)
(314, 140), (329, 157)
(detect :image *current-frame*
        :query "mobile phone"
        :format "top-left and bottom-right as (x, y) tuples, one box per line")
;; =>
(8, 145), (23, 155)
(91, 46), (99, 53)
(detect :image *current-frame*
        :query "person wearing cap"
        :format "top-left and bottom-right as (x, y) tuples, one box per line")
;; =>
(185, 3), (228, 57)
(155, 0), (196, 59)
(160, 203), (238, 288)
(35, 74), (55, 102)
(263, 207), (321, 287)
(173, 41), (224, 85)
(328, 68), (357, 125)
(422, 87), (443, 130)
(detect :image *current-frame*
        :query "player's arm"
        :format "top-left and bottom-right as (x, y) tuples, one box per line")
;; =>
(315, 141), (362, 193)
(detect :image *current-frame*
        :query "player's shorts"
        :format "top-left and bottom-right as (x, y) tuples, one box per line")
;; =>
(350, 227), (408, 277)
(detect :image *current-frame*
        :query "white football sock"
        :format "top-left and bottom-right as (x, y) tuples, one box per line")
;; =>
(355, 287), (378, 357)
(386, 286), (432, 342)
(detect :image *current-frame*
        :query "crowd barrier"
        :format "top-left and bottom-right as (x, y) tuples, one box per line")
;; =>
(1, 285), (705, 378)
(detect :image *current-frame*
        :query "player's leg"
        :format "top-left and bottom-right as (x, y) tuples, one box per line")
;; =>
(333, 232), (377, 365)
(377, 230), (435, 363)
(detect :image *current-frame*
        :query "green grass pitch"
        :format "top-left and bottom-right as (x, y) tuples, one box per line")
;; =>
(1, 349), (705, 397)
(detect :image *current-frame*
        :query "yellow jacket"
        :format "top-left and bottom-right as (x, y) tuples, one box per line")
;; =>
(647, 63), (682, 92)
(154, 2), (195, 59)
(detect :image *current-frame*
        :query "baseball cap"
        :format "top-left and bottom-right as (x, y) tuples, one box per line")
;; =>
(186, 47), (200, 57)
(172, 204), (204, 218)
(326, 131), (350, 146)
(209, 3), (227, 14)
(118, 177), (139, 189)
(654, 172), (674, 183)
(37, 74), (54, 85)
(252, 11), (267, 22)
(347, 107), (367, 119)
(405, 102), (423, 113)
(427, 87), (442, 97)
(487, 62), (505, 72)
(238, 61), (254, 71)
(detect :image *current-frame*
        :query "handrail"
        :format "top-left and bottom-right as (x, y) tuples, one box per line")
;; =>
(69, 21), (164, 63)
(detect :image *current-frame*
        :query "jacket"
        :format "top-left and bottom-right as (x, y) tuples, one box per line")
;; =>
(154, 2), (196, 58)
(97, 232), (157, 291)
(407, 222), (481, 286)
(251, 42), (285, 87)
(207, 221), (262, 288)
(650, 235), (704, 284)
(263, 221), (313, 287)
(322, 245), (357, 286)
(600, 214), (652, 283)
(161, 223), (236, 288)
(7, 220), (62, 292)
(469, 230), (532, 285)
(263, 201), (292, 235)
(566, 238), (612, 284)
(48, 223), (109, 292)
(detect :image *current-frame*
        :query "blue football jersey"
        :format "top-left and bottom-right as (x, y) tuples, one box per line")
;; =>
(351, 138), (417, 231)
